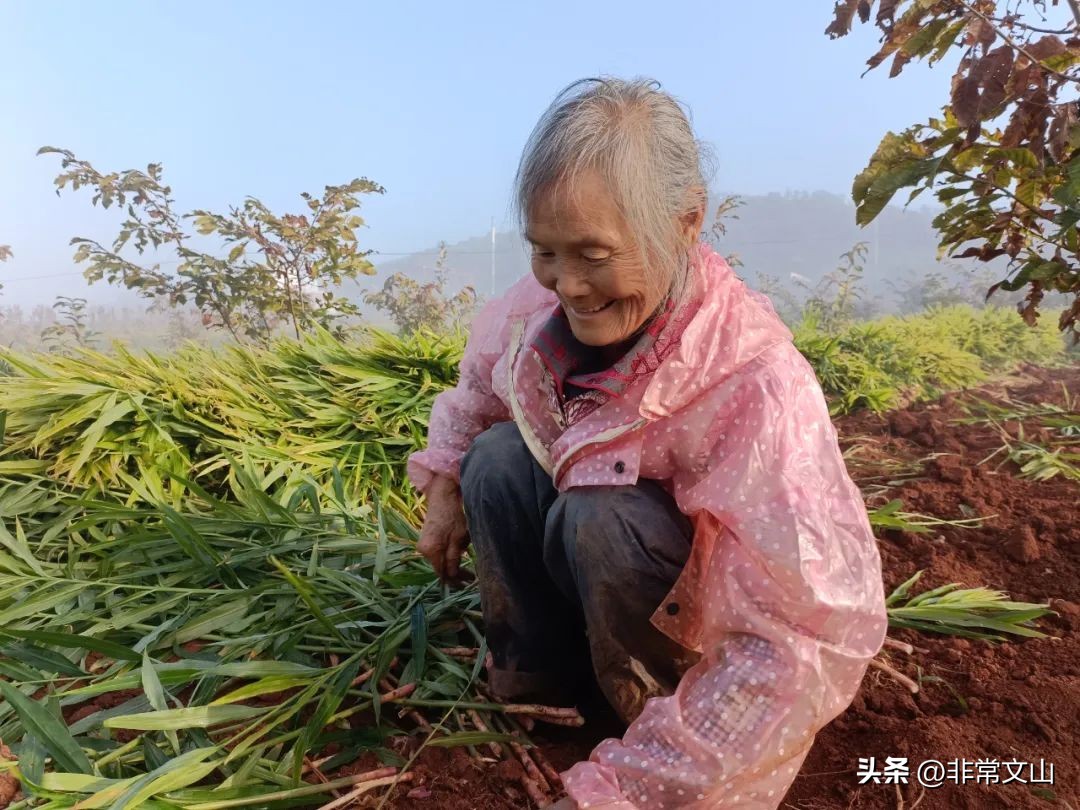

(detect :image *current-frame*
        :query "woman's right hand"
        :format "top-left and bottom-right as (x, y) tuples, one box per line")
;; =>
(416, 475), (471, 584)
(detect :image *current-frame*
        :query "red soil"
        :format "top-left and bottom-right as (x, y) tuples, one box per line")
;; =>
(382, 365), (1079, 809)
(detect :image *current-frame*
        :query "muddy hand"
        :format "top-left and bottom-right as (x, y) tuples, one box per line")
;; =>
(417, 474), (471, 585)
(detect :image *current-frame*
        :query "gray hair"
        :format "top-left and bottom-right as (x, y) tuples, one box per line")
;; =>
(514, 77), (712, 302)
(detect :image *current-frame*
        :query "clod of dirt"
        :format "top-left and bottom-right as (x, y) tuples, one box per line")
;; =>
(1054, 600), (1079, 617)
(888, 410), (920, 438)
(896, 410), (967, 453)
(929, 455), (973, 487)
(1006, 525), (1042, 563)
(494, 759), (525, 782)
(0, 742), (19, 808)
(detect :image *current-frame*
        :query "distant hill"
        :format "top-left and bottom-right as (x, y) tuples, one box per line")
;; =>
(356, 190), (953, 306)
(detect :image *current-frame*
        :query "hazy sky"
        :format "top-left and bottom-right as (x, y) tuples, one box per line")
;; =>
(2, 1), (960, 305)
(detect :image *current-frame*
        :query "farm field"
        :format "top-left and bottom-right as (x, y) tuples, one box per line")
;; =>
(0, 309), (1075, 810)
(367, 366), (1080, 810)
(6, 2), (1080, 807)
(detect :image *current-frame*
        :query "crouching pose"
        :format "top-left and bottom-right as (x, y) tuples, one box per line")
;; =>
(409, 77), (886, 809)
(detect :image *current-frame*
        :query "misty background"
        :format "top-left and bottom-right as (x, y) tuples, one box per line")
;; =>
(1, 1), (1036, 347)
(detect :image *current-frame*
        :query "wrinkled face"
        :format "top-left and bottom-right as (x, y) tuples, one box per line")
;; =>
(527, 168), (669, 348)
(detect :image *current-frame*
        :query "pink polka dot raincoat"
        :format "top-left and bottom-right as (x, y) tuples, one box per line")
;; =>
(408, 243), (887, 809)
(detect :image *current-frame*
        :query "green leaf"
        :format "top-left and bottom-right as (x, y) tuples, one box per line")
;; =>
(210, 675), (313, 706)
(17, 734), (47, 787)
(38, 771), (129, 794)
(104, 705), (267, 731)
(425, 731), (515, 747)
(292, 656), (363, 778)
(210, 661), (319, 678)
(162, 505), (222, 571)
(857, 158), (937, 226)
(1043, 50), (1080, 72)
(173, 597), (251, 644)
(901, 18), (949, 58)
(952, 145), (988, 173)
(64, 663), (209, 698)
(0, 583), (83, 625)
(142, 738), (169, 771)
(988, 148), (1039, 170)
(86, 746), (220, 809)
(885, 570), (924, 607)
(0, 643), (85, 677)
(142, 650), (180, 754)
(270, 557), (347, 645)
(0, 519), (45, 575)
(0, 681), (93, 774)
(0, 629), (140, 662)
(930, 18), (968, 64)
(1015, 179), (1040, 208)
(410, 602), (428, 682)
(374, 504), (389, 583)
(906, 583), (962, 607)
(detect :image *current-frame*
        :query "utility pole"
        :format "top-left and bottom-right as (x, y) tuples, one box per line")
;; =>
(873, 216), (879, 277)
(490, 217), (496, 297)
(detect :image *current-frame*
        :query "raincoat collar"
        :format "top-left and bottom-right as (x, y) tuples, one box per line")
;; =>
(639, 244), (793, 419)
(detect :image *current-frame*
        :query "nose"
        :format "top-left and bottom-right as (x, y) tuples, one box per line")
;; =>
(554, 265), (590, 301)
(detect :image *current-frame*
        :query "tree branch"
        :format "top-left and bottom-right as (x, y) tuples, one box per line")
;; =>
(1067, 0), (1080, 28)
(994, 15), (1072, 36)
(959, 0), (1080, 85)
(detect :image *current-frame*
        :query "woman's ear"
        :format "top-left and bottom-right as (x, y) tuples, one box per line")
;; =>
(679, 197), (707, 248)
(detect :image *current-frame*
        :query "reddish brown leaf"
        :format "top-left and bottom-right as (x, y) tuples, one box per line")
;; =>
(956, 246), (1008, 261)
(992, 212), (1015, 229)
(951, 73), (982, 128)
(965, 17), (996, 50)
(1002, 90), (1051, 148)
(1006, 62), (1037, 97)
(890, 50), (912, 77)
(1006, 229), (1027, 258)
(1058, 298), (1080, 337)
(1029, 131), (1047, 163)
(1048, 102), (1079, 162)
(866, 16), (922, 70)
(1026, 35), (1067, 61)
(1020, 284), (1045, 326)
(977, 46), (1015, 115)
(858, 0), (872, 23)
(826, 0), (861, 38)
(876, 0), (899, 25)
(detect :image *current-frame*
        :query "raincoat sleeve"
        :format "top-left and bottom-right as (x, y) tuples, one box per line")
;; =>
(562, 352), (888, 809)
(407, 275), (553, 495)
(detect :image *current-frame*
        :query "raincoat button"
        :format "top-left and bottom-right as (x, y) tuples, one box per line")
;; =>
(614, 461), (626, 474)
(666, 602), (680, 616)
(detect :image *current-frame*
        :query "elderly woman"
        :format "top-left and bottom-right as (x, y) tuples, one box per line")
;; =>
(408, 78), (886, 810)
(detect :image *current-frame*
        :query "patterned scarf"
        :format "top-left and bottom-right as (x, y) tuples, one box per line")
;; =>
(530, 294), (697, 427)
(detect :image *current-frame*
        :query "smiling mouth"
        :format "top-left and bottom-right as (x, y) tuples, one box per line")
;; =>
(569, 300), (615, 316)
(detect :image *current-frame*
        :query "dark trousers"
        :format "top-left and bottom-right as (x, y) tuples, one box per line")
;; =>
(460, 421), (698, 724)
